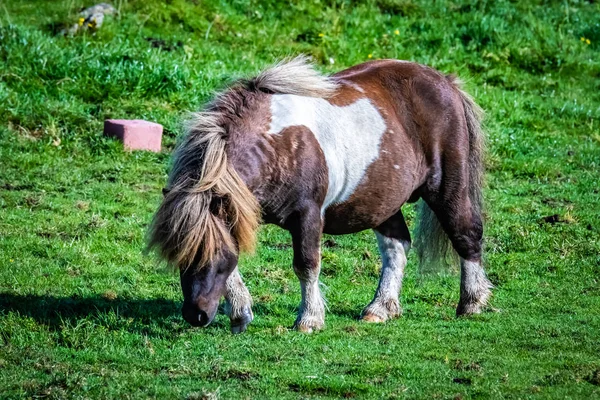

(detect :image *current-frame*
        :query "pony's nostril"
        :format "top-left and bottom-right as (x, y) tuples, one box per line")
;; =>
(182, 303), (212, 327)
(197, 310), (210, 327)
(182, 304), (201, 327)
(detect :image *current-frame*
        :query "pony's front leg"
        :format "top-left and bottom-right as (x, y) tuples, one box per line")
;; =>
(290, 204), (325, 333)
(224, 266), (254, 334)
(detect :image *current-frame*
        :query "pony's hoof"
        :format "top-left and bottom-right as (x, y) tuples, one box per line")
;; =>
(294, 324), (321, 333)
(361, 313), (387, 323)
(456, 302), (484, 316)
(361, 299), (400, 323)
(456, 289), (492, 316)
(293, 318), (324, 333)
(229, 308), (254, 334)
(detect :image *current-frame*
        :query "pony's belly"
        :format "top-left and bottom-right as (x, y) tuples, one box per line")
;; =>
(321, 158), (418, 234)
(322, 195), (406, 235)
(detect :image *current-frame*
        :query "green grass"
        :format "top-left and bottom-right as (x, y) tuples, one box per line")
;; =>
(1, 0), (599, 398)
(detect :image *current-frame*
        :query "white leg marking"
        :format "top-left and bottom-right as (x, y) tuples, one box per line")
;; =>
(295, 268), (325, 333)
(225, 267), (254, 333)
(362, 233), (408, 323)
(268, 95), (387, 212)
(457, 259), (493, 316)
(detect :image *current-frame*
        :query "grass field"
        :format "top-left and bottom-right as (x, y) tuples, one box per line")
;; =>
(1, 0), (600, 398)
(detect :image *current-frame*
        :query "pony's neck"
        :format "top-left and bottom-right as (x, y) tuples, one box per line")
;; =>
(224, 95), (277, 203)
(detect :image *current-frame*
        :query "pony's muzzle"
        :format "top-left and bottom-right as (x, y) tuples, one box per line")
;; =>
(181, 303), (214, 327)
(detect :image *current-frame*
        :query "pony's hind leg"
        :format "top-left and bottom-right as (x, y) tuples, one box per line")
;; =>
(457, 258), (492, 315)
(444, 205), (492, 316)
(426, 191), (492, 316)
(224, 266), (254, 334)
(362, 211), (411, 323)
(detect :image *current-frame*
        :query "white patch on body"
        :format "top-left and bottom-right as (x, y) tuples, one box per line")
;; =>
(268, 94), (387, 212)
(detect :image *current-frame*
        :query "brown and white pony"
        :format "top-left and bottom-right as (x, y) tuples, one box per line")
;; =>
(148, 56), (492, 333)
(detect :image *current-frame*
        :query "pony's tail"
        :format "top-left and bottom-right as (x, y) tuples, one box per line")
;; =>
(460, 84), (485, 219)
(147, 115), (261, 270)
(414, 80), (485, 274)
(414, 201), (457, 273)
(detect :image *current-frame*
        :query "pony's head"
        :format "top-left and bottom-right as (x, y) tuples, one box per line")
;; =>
(148, 112), (260, 327)
(178, 243), (238, 327)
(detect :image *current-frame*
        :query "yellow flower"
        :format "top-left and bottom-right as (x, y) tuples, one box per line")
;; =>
(586, 39), (591, 45)
(581, 37), (585, 42)
(368, 54), (373, 58)
(78, 17), (85, 26)
(9, 259), (14, 262)
(318, 33), (324, 37)
(394, 29), (400, 35)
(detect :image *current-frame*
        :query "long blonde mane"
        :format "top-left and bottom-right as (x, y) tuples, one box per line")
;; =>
(148, 56), (337, 269)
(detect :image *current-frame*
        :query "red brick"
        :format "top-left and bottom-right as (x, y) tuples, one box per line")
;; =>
(104, 119), (163, 152)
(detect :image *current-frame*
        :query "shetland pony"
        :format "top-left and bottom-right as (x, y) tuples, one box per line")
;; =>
(149, 57), (492, 333)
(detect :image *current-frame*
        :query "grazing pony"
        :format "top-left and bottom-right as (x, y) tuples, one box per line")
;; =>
(149, 57), (492, 333)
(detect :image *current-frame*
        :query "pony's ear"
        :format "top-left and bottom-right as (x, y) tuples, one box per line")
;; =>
(162, 188), (170, 197)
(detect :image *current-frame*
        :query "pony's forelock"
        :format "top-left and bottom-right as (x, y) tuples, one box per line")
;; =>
(148, 111), (260, 270)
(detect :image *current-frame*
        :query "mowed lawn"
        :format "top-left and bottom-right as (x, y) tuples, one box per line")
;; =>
(1, 0), (599, 398)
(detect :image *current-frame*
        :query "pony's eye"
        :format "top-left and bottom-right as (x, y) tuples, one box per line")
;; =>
(162, 188), (170, 196)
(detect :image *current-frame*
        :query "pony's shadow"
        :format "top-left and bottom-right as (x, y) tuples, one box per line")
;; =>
(328, 307), (362, 320)
(1, 293), (367, 336)
(0, 293), (190, 337)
